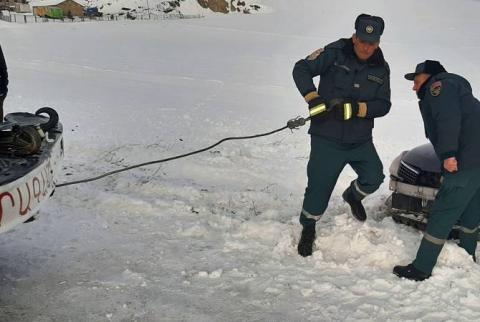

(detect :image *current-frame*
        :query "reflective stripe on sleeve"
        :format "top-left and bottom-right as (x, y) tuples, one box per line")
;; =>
(309, 104), (327, 117)
(343, 103), (352, 120)
(358, 102), (367, 117)
(304, 91), (320, 103)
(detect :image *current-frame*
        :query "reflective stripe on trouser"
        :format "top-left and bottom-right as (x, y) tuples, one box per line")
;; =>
(300, 136), (384, 226)
(301, 208), (321, 221)
(349, 179), (370, 201)
(458, 188), (480, 256)
(459, 226), (480, 256)
(413, 169), (480, 274)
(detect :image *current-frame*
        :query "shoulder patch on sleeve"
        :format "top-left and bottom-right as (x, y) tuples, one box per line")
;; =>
(430, 81), (442, 97)
(307, 48), (324, 60)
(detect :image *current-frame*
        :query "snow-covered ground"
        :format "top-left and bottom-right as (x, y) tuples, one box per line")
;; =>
(2, 0), (480, 320)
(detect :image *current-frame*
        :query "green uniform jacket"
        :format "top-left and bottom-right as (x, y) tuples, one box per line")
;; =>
(0, 45), (7, 96)
(292, 38), (391, 143)
(418, 73), (480, 170)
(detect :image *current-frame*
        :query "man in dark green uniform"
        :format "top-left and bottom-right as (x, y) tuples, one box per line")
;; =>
(292, 14), (391, 257)
(394, 60), (480, 281)
(0, 44), (7, 120)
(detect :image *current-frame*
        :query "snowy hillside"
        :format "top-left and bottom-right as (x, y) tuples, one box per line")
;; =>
(83, 0), (206, 15)
(2, 0), (480, 321)
(25, 0), (266, 16)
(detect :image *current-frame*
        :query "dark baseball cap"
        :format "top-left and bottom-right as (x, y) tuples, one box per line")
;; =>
(355, 14), (384, 43)
(404, 60), (447, 80)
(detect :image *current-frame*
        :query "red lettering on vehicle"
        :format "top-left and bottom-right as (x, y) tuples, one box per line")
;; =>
(0, 192), (15, 226)
(17, 183), (32, 216)
(33, 177), (41, 203)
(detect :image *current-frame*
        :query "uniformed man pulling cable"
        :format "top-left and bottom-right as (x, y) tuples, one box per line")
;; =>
(292, 14), (391, 257)
(0, 44), (8, 120)
(394, 60), (480, 281)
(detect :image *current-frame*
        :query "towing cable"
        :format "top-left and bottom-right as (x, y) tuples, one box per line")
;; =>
(56, 105), (327, 188)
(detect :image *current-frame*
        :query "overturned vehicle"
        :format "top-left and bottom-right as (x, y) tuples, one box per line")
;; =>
(0, 108), (63, 234)
(387, 143), (454, 234)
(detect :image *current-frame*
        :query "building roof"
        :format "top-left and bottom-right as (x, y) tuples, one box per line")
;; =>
(29, 0), (87, 7)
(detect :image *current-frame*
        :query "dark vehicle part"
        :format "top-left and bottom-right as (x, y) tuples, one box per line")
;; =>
(0, 125), (42, 155)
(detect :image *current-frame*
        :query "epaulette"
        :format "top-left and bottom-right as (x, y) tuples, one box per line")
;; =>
(306, 39), (347, 60)
(325, 38), (349, 50)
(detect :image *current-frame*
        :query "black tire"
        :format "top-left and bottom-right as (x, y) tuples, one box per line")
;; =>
(35, 107), (59, 132)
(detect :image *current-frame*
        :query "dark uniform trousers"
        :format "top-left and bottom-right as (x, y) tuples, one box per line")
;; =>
(413, 168), (480, 274)
(300, 135), (384, 226)
(0, 95), (5, 119)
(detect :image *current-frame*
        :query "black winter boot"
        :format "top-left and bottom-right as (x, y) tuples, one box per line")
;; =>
(393, 264), (431, 281)
(342, 188), (367, 222)
(298, 225), (316, 257)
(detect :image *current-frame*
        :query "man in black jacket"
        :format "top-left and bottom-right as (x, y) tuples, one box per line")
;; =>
(292, 14), (391, 257)
(0, 44), (8, 120)
(394, 60), (480, 281)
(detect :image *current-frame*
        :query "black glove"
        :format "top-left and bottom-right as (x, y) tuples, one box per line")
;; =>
(307, 96), (328, 118)
(327, 98), (359, 121)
